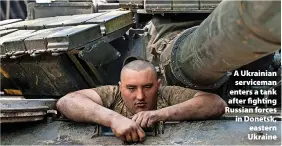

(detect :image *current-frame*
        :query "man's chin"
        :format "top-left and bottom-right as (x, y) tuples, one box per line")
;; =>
(135, 108), (151, 113)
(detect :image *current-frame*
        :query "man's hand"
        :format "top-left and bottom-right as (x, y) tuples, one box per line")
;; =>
(132, 110), (164, 128)
(111, 115), (145, 143)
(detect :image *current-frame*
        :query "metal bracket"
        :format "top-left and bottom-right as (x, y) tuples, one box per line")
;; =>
(0, 98), (57, 123)
(128, 28), (148, 49)
(79, 42), (120, 67)
(170, 26), (231, 90)
(91, 124), (159, 138)
(90, 121), (179, 139)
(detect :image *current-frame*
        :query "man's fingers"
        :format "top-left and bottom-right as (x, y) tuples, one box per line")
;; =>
(136, 116), (143, 126)
(147, 120), (154, 128)
(131, 131), (139, 142)
(125, 134), (132, 142)
(119, 135), (126, 142)
(141, 117), (149, 128)
(137, 127), (146, 142)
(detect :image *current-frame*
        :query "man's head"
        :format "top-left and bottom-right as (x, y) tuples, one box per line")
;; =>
(119, 60), (161, 114)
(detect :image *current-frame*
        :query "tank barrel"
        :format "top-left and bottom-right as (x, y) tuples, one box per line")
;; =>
(170, 0), (281, 87)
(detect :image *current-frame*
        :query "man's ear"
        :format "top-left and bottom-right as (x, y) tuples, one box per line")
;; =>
(157, 79), (161, 89)
(118, 81), (122, 90)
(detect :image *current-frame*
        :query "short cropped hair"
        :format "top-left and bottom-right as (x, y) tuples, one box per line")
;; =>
(120, 60), (157, 79)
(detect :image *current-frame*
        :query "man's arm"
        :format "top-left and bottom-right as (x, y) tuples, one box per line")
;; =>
(132, 91), (227, 127)
(57, 89), (115, 126)
(56, 89), (145, 142)
(157, 91), (227, 121)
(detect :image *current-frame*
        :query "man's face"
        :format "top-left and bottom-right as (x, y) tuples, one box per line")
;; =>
(120, 68), (160, 114)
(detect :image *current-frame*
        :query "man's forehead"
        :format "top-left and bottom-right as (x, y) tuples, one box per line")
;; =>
(121, 67), (154, 74)
(121, 68), (157, 80)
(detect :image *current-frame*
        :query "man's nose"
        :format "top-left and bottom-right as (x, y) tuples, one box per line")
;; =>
(136, 89), (145, 100)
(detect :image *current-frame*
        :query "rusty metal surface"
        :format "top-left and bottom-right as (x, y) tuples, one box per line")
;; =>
(19, 56), (62, 96)
(0, 13), (130, 96)
(78, 25), (131, 66)
(0, 24), (102, 57)
(0, 98), (57, 109)
(1, 116), (45, 123)
(67, 53), (97, 87)
(27, 2), (95, 19)
(0, 98), (57, 123)
(0, 96), (57, 123)
(119, 0), (144, 6)
(0, 11), (131, 97)
(135, 0), (220, 13)
(145, 0), (172, 11)
(1, 54), (89, 96)
(172, 0), (220, 11)
(85, 11), (132, 34)
(46, 24), (102, 53)
(2, 30), (43, 57)
(0, 11), (131, 57)
(0, 30), (35, 56)
(38, 55), (89, 95)
(172, 0), (198, 11)
(0, 59), (42, 96)
(86, 62), (104, 85)
(93, 125), (158, 137)
(79, 42), (120, 67)
(1, 110), (46, 118)
(1, 119), (280, 145)
(120, 0), (219, 13)
(24, 27), (71, 56)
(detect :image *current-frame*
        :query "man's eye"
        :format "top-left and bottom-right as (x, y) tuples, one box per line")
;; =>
(127, 87), (136, 90)
(145, 85), (152, 89)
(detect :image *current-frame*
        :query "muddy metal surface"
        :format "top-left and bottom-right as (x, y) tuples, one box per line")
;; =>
(1, 119), (281, 145)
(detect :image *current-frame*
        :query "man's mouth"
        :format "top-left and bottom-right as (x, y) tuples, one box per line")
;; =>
(135, 103), (146, 107)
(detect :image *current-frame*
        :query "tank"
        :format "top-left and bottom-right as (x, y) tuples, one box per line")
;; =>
(0, 0), (281, 145)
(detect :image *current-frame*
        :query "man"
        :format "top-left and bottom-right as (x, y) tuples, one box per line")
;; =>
(56, 60), (227, 143)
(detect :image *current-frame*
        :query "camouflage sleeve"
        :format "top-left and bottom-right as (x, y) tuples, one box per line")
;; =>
(159, 86), (199, 106)
(92, 85), (120, 108)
